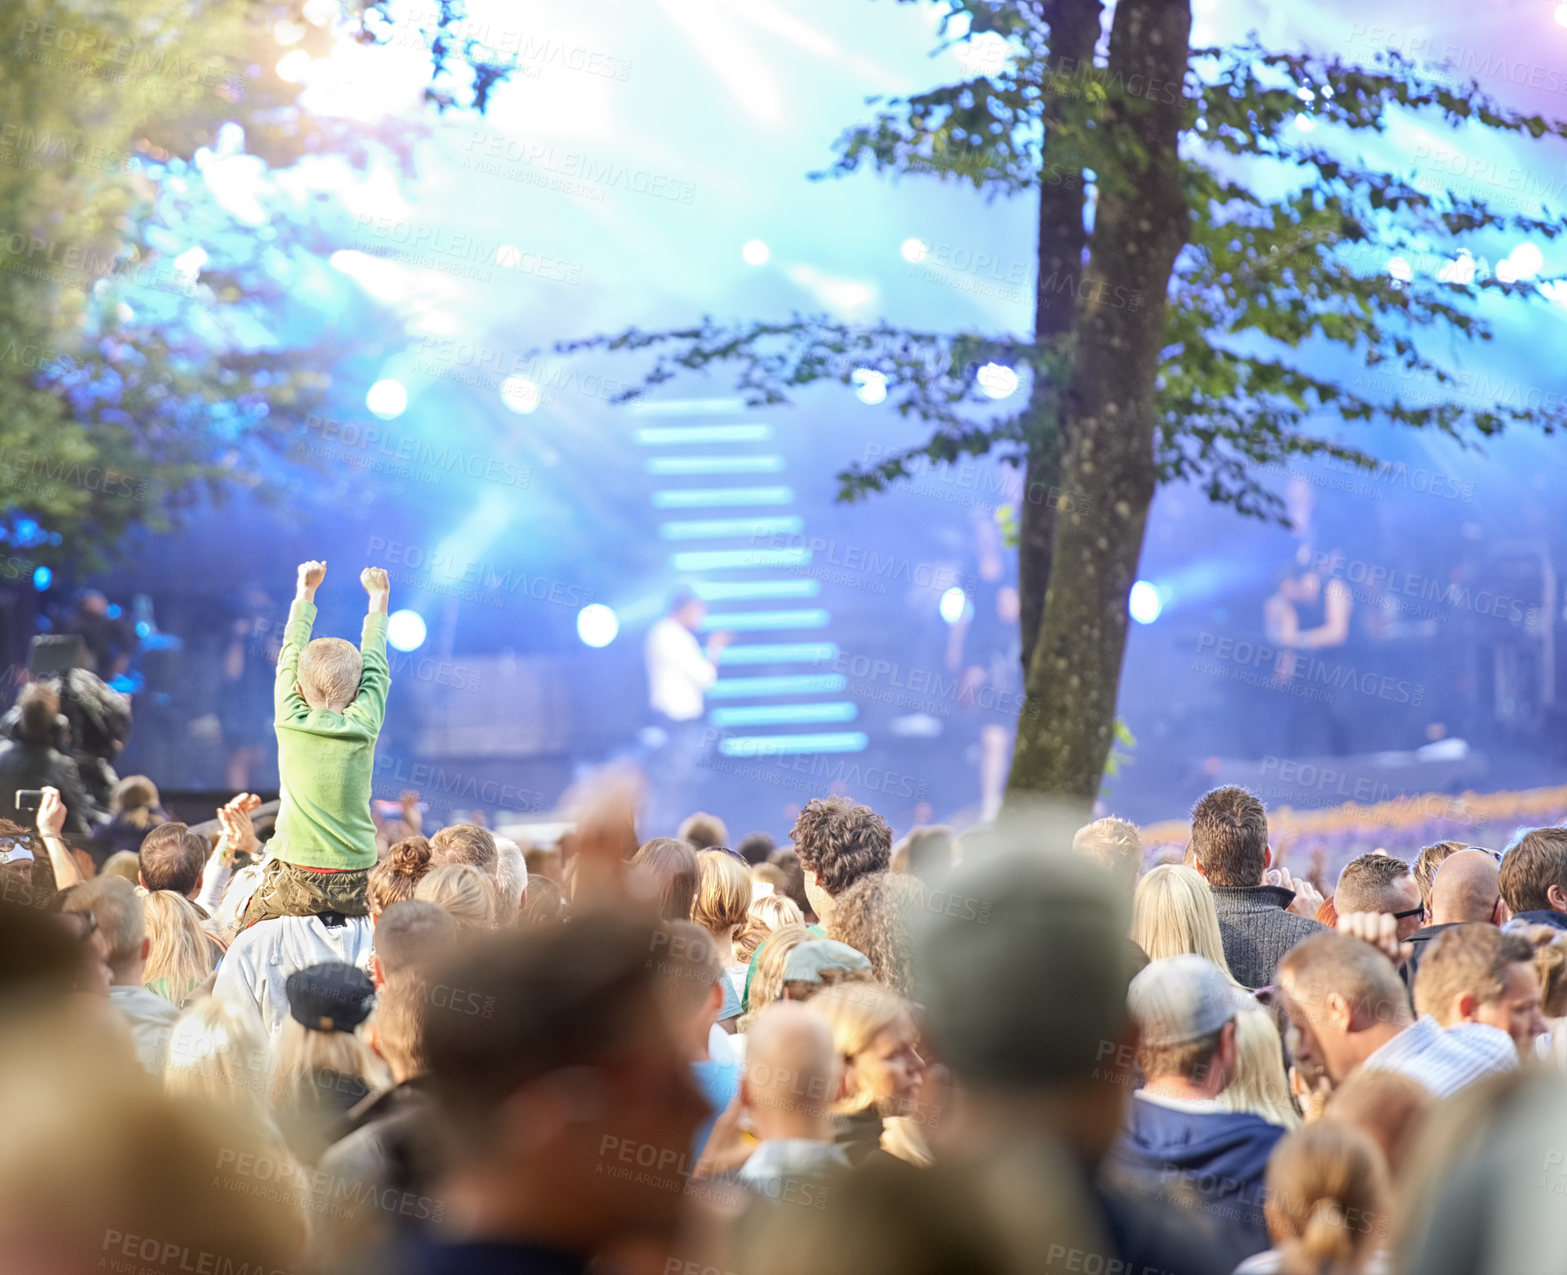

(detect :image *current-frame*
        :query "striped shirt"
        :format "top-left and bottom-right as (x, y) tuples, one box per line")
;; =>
(1359, 1015), (1518, 1097)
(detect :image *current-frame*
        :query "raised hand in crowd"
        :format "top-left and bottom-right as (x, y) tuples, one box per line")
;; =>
(1336, 908), (1414, 966)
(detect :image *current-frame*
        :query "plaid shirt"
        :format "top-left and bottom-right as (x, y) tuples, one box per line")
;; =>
(1360, 1015), (1518, 1097)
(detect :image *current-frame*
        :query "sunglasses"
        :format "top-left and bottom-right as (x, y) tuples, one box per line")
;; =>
(1390, 906), (1424, 921)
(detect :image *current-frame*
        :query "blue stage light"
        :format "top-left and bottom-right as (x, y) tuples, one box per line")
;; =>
(387, 609), (427, 651)
(577, 603), (619, 648)
(31, 565), (51, 591)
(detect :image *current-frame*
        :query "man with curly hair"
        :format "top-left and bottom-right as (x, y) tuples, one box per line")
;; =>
(790, 796), (891, 928)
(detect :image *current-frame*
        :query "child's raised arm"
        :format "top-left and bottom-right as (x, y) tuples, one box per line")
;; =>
(276, 560), (326, 718)
(347, 566), (391, 730)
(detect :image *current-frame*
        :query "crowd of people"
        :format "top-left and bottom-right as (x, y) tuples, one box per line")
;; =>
(4, 561), (1567, 1275)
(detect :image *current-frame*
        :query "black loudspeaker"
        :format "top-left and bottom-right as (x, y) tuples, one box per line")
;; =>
(27, 635), (89, 676)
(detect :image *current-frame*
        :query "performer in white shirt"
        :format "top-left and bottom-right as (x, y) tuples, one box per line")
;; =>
(644, 588), (730, 834)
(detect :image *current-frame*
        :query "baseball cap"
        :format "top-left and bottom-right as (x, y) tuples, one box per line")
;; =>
(784, 939), (871, 985)
(1128, 954), (1254, 1048)
(285, 961), (375, 1033)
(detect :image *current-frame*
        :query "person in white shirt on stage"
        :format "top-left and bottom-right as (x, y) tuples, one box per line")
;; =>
(644, 588), (730, 835)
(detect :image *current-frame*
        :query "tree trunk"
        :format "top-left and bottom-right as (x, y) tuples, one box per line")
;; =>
(1008, 0), (1192, 806)
(1017, 0), (1102, 676)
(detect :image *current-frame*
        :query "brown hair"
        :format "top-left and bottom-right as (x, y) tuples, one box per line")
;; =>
(1189, 786), (1270, 887)
(139, 823), (208, 896)
(1136, 1023), (1227, 1084)
(111, 775), (163, 829)
(430, 823), (498, 877)
(897, 826), (957, 885)
(1499, 827), (1567, 914)
(1262, 1122), (1388, 1275)
(651, 920), (722, 1016)
(1412, 923), (1533, 1022)
(1072, 816), (1142, 891)
(1323, 1069), (1433, 1179)
(1413, 841), (1469, 908)
(826, 870), (925, 998)
(768, 848), (811, 917)
(632, 837), (699, 921)
(692, 848), (752, 937)
(421, 915), (664, 1147)
(367, 836), (434, 915)
(1334, 853), (1414, 915)
(790, 797), (891, 898)
(677, 811), (728, 851)
(373, 972), (430, 1082)
(374, 899), (459, 981)
(15, 682), (59, 745)
(297, 636), (362, 707)
(1517, 924), (1567, 1017)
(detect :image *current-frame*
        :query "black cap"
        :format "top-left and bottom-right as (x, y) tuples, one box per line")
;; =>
(284, 961), (375, 1033)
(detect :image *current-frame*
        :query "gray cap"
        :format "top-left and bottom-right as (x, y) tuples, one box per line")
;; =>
(1128, 954), (1252, 1048)
(784, 939), (872, 985)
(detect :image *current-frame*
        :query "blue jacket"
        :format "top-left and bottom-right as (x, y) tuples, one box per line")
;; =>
(1510, 909), (1567, 931)
(1108, 1095), (1286, 1257)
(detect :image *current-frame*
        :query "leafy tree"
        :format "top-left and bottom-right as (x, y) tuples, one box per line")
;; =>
(561, 0), (1567, 810)
(0, 0), (501, 571)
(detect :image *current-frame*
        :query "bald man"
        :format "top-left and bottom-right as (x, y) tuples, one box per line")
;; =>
(736, 1001), (848, 1197)
(1404, 849), (1506, 988)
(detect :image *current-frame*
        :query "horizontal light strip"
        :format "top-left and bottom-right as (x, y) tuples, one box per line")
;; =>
(671, 549), (809, 570)
(718, 732), (869, 757)
(710, 702), (859, 727)
(659, 516), (802, 540)
(630, 398), (747, 415)
(646, 456), (784, 475)
(653, 487), (794, 508)
(692, 579), (820, 601)
(635, 425), (772, 444)
(719, 642), (837, 665)
(706, 674), (847, 698)
(703, 609), (830, 631)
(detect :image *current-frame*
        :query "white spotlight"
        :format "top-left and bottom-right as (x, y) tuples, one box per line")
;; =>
(366, 379), (407, 419)
(741, 240), (771, 266)
(577, 604), (619, 648)
(387, 610), (427, 651)
(1129, 581), (1163, 625)
(501, 376), (541, 414)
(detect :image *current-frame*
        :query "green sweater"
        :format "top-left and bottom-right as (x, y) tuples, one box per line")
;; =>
(272, 600), (389, 870)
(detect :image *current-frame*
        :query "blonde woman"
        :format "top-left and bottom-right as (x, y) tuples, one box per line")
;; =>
(415, 862), (498, 930)
(1234, 1122), (1390, 1275)
(738, 922), (811, 1028)
(1133, 865), (1299, 1127)
(143, 890), (216, 1007)
(806, 981), (932, 1168)
(272, 963), (388, 1164)
(692, 849), (753, 1018)
(1131, 863), (1233, 973)
(1220, 1006), (1302, 1130)
(737, 892), (804, 964)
